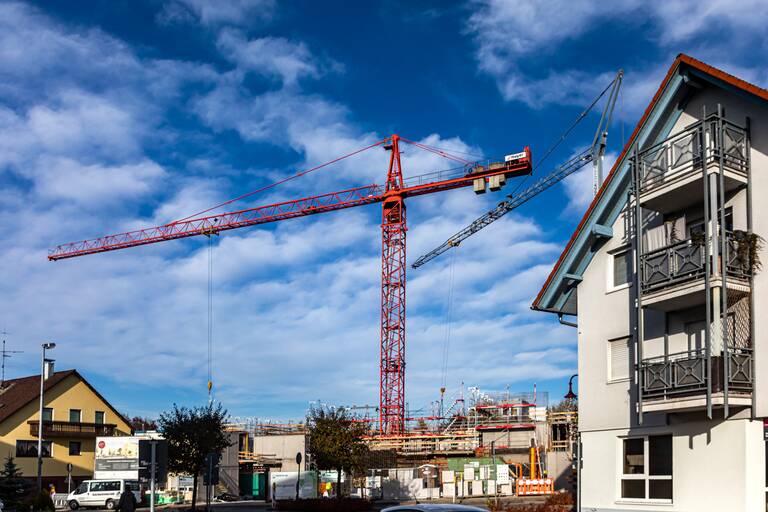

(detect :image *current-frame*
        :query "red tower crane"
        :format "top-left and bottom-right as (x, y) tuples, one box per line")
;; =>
(48, 135), (531, 434)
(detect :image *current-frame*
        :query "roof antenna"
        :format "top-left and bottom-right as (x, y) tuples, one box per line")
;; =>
(1, 332), (23, 388)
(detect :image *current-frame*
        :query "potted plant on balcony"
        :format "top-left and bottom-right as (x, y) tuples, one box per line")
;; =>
(733, 230), (764, 274)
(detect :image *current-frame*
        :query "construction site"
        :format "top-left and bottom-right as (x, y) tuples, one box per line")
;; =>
(222, 386), (577, 501)
(45, 51), (623, 504)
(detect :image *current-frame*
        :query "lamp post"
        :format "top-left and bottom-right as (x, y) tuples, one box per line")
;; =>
(37, 342), (55, 492)
(564, 374), (578, 401)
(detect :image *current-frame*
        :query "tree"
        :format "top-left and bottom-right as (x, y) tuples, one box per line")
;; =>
(157, 403), (230, 510)
(127, 415), (158, 432)
(307, 406), (369, 498)
(0, 456), (32, 510)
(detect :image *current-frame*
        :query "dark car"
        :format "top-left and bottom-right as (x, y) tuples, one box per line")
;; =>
(213, 493), (240, 502)
(382, 505), (487, 512)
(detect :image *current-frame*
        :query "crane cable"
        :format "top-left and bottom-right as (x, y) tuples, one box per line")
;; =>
(207, 234), (214, 401)
(173, 138), (388, 223)
(440, 247), (458, 399)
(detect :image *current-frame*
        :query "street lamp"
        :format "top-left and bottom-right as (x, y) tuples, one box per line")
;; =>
(564, 374), (578, 401)
(37, 342), (56, 492)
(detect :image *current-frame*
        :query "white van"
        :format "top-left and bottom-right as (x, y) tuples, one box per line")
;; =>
(67, 479), (141, 510)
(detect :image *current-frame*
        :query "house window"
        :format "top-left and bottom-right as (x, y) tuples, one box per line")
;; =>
(42, 408), (53, 422)
(16, 440), (52, 458)
(95, 411), (105, 424)
(69, 441), (82, 456)
(620, 435), (673, 501)
(69, 409), (81, 423)
(611, 248), (632, 289)
(608, 337), (630, 382)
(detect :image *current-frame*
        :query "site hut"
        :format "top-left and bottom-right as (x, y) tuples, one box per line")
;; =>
(0, 369), (132, 490)
(533, 53), (768, 511)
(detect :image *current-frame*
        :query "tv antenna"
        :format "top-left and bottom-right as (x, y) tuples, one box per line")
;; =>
(1, 332), (23, 387)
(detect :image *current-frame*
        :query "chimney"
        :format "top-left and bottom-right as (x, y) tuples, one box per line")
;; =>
(43, 359), (55, 380)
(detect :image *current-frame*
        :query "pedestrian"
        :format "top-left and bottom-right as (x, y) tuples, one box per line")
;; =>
(117, 487), (137, 512)
(48, 484), (56, 497)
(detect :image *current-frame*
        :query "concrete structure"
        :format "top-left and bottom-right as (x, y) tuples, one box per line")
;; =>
(534, 54), (768, 511)
(0, 370), (132, 489)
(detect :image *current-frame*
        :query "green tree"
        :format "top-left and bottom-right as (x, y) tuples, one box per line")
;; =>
(0, 456), (32, 510)
(307, 406), (369, 498)
(157, 403), (230, 510)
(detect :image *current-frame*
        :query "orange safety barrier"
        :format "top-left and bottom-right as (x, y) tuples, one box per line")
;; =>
(516, 478), (554, 496)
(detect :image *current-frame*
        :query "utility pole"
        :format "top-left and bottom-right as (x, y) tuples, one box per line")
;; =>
(150, 441), (157, 512)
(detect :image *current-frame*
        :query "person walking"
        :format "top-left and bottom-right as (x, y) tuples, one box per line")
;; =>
(117, 487), (137, 512)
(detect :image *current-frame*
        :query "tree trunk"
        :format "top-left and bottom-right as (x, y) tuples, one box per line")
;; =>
(191, 473), (198, 511)
(336, 467), (342, 499)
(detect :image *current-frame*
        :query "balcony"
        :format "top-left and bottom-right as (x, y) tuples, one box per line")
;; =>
(634, 115), (748, 214)
(28, 420), (118, 438)
(640, 232), (751, 310)
(639, 347), (753, 412)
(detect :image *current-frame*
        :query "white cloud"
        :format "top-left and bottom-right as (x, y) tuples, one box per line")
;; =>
(217, 30), (326, 86)
(157, 0), (276, 27)
(466, 0), (768, 111)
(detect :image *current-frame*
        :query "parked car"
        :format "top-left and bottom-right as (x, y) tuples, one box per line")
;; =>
(66, 479), (140, 510)
(382, 506), (487, 512)
(213, 493), (240, 502)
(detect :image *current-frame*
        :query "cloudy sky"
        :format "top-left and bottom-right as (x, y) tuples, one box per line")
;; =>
(2, 0), (767, 421)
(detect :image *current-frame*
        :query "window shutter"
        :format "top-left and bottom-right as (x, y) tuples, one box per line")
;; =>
(610, 338), (630, 381)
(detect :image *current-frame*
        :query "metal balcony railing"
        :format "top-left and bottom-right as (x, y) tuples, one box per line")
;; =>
(28, 420), (118, 438)
(634, 114), (748, 194)
(640, 231), (751, 293)
(640, 347), (753, 399)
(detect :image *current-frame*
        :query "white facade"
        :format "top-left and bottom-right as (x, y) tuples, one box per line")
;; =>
(535, 57), (768, 511)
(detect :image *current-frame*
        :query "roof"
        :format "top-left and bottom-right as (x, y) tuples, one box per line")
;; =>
(0, 369), (131, 428)
(532, 53), (768, 314)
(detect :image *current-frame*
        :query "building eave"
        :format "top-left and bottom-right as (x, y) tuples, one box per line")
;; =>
(532, 53), (768, 315)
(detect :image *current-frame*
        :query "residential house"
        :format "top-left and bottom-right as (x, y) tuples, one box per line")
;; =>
(534, 54), (768, 511)
(0, 369), (132, 490)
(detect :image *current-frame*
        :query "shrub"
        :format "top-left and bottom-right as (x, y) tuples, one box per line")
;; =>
(26, 491), (55, 512)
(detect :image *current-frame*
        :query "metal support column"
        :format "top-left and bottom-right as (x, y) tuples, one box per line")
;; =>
(632, 144), (644, 424)
(716, 106), (730, 418)
(702, 107), (713, 419)
(746, 117), (755, 419)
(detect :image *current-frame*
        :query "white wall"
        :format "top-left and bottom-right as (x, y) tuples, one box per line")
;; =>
(581, 415), (763, 511)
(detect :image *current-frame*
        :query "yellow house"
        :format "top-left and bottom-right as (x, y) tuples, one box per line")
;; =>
(0, 370), (132, 489)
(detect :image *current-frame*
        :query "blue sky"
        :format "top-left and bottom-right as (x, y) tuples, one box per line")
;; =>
(2, 0), (768, 421)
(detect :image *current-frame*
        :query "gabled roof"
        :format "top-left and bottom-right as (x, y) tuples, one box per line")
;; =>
(532, 54), (768, 314)
(0, 369), (131, 429)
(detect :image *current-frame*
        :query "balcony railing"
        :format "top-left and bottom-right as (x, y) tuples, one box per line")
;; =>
(634, 114), (748, 194)
(28, 420), (118, 438)
(640, 231), (751, 293)
(640, 347), (753, 399)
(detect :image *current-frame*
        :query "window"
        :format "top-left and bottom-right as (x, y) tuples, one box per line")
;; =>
(620, 435), (673, 501)
(69, 409), (81, 423)
(610, 248), (632, 289)
(42, 408), (53, 422)
(608, 337), (630, 382)
(95, 411), (105, 424)
(16, 440), (52, 458)
(69, 441), (82, 456)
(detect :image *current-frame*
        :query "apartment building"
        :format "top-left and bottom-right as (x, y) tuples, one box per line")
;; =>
(533, 54), (768, 511)
(0, 369), (132, 489)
